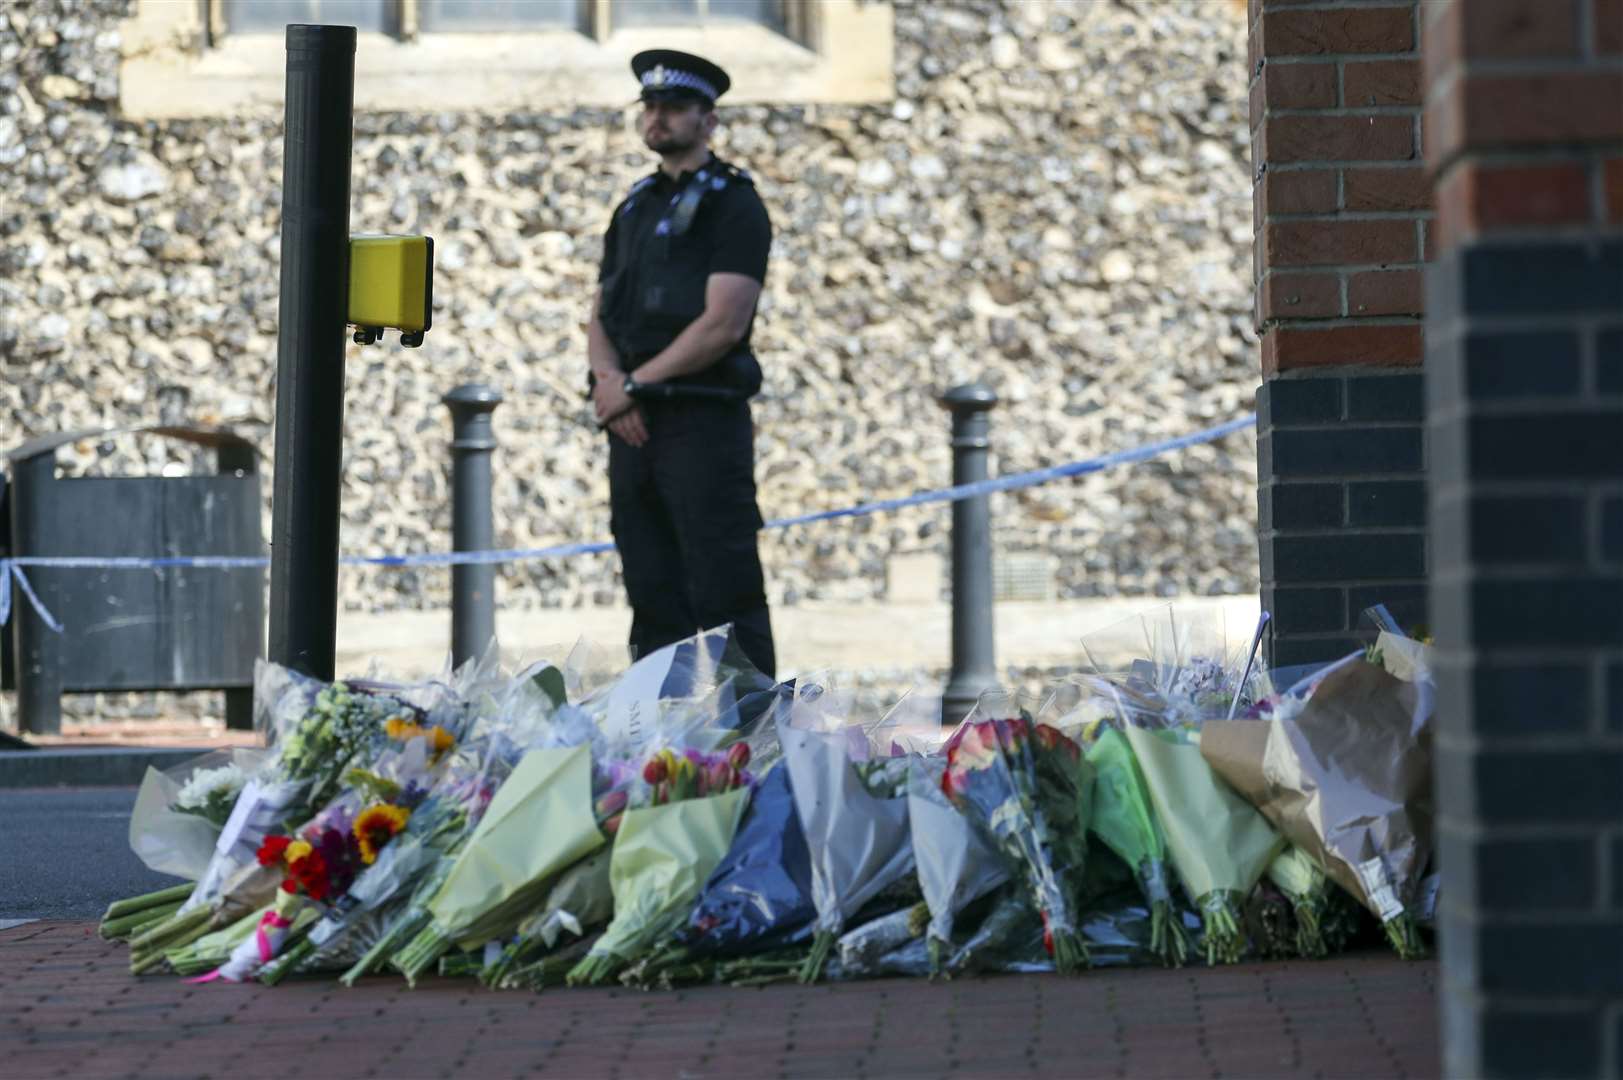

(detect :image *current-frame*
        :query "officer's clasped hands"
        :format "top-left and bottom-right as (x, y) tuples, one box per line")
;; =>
(592, 376), (647, 446)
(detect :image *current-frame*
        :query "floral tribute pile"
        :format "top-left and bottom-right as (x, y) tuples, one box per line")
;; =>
(104, 608), (1438, 990)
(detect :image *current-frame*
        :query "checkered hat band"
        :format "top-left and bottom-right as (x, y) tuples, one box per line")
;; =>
(641, 69), (718, 100)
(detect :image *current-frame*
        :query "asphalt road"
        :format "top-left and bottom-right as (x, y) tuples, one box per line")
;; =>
(0, 788), (183, 921)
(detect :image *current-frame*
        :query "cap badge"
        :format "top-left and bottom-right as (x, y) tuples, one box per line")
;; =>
(651, 64), (668, 87)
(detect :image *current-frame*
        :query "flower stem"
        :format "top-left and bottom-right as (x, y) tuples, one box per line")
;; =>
(797, 930), (834, 984)
(504, 935), (597, 991)
(100, 901), (183, 941)
(730, 972), (797, 987)
(565, 949), (624, 987)
(340, 906), (431, 987)
(1292, 898), (1328, 959)
(102, 883), (195, 926)
(1049, 927), (1090, 975)
(1383, 913), (1426, 960)
(128, 906), (213, 969)
(1198, 891), (1245, 965)
(1150, 900), (1188, 968)
(257, 933), (317, 987)
(393, 923), (452, 987)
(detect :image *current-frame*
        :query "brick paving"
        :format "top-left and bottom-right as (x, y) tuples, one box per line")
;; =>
(2, 921), (1438, 1079)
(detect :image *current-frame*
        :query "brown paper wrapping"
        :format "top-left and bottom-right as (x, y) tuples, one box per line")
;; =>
(1200, 661), (1432, 922)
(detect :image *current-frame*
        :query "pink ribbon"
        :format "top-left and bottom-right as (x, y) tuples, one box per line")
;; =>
(256, 909), (294, 964)
(185, 909), (293, 984)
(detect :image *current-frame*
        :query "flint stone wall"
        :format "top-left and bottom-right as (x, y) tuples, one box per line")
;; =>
(0, 0), (1260, 614)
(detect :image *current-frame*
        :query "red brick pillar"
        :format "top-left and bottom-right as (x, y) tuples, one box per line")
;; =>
(1425, 1), (1623, 1076)
(1249, 0), (1432, 667)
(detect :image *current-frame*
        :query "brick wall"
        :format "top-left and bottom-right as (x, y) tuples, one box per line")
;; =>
(1425, 0), (1623, 1076)
(1248, 0), (1433, 665)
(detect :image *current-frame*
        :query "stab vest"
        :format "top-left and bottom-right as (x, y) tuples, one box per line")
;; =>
(600, 157), (761, 394)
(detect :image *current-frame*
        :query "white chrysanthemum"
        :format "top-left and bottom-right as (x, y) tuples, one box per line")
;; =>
(175, 763), (249, 811)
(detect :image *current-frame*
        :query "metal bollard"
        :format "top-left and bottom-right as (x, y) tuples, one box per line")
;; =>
(940, 383), (1000, 725)
(267, 24), (356, 681)
(443, 384), (503, 668)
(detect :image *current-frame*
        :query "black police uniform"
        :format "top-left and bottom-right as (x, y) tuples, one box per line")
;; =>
(596, 51), (776, 678)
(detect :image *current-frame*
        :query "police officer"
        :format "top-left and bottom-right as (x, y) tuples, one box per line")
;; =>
(588, 49), (776, 678)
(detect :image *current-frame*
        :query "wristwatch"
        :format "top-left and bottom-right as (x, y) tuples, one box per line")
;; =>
(622, 374), (640, 397)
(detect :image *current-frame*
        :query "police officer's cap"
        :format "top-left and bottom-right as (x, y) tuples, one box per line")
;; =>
(632, 49), (731, 109)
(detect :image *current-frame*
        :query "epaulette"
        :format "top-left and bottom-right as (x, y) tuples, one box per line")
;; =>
(619, 174), (658, 216)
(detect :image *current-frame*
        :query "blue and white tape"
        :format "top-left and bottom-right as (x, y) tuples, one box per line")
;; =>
(0, 412), (1256, 632)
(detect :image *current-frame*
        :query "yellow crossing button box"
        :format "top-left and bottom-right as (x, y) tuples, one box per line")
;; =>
(348, 234), (434, 347)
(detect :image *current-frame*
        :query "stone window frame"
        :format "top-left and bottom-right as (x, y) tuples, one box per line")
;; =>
(118, 0), (893, 119)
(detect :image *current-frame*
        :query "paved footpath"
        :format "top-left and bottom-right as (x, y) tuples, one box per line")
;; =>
(3, 921), (1437, 1080)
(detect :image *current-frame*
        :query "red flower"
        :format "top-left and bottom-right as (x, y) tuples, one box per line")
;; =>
(727, 742), (751, 770)
(941, 763), (972, 802)
(257, 835), (292, 866)
(289, 849), (330, 901)
(643, 758), (668, 785)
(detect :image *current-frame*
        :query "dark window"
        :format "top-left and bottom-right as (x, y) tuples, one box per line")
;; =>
(228, 0), (388, 34)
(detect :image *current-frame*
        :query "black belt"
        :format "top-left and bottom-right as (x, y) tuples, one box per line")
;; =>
(627, 381), (746, 403)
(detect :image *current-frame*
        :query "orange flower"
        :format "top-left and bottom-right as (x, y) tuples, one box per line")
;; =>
(353, 803), (411, 865)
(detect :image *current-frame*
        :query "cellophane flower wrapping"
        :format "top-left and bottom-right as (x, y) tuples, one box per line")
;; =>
(575, 624), (778, 751)
(1076, 602), (1270, 727)
(480, 847), (615, 988)
(396, 630), (775, 986)
(250, 714), (495, 986)
(566, 783), (751, 985)
(940, 699), (1094, 974)
(1201, 644), (1435, 959)
(678, 762), (818, 958)
(1123, 723), (1283, 964)
(279, 661), (559, 981)
(335, 660), (598, 983)
(1081, 724), (1187, 966)
(906, 754), (1009, 973)
(128, 747), (267, 882)
(124, 667), (459, 973)
(391, 742), (607, 983)
(776, 682), (918, 982)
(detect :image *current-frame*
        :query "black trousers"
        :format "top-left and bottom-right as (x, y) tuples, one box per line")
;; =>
(608, 398), (776, 679)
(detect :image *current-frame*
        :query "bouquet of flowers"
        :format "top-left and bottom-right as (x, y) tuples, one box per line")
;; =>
(103, 749), (265, 941)
(1263, 844), (1337, 958)
(939, 703), (1094, 974)
(1078, 603), (1270, 726)
(1201, 649), (1434, 959)
(298, 691), (531, 985)
(480, 847), (613, 989)
(125, 668), (431, 971)
(566, 743), (754, 985)
(1123, 723), (1283, 965)
(776, 684), (918, 983)
(1081, 725), (1187, 966)
(907, 754), (1009, 976)
(347, 642), (732, 987)
(188, 729), (452, 984)
(678, 761), (818, 958)
(388, 739), (623, 984)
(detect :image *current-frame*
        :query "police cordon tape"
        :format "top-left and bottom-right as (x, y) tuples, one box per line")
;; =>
(0, 412), (1257, 633)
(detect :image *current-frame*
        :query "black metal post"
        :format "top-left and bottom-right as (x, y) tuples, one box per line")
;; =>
(218, 440), (262, 730)
(940, 383), (1000, 724)
(443, 384), (502, 667)
(9, 451), (62, 735)
(267, 24), (355, 681)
